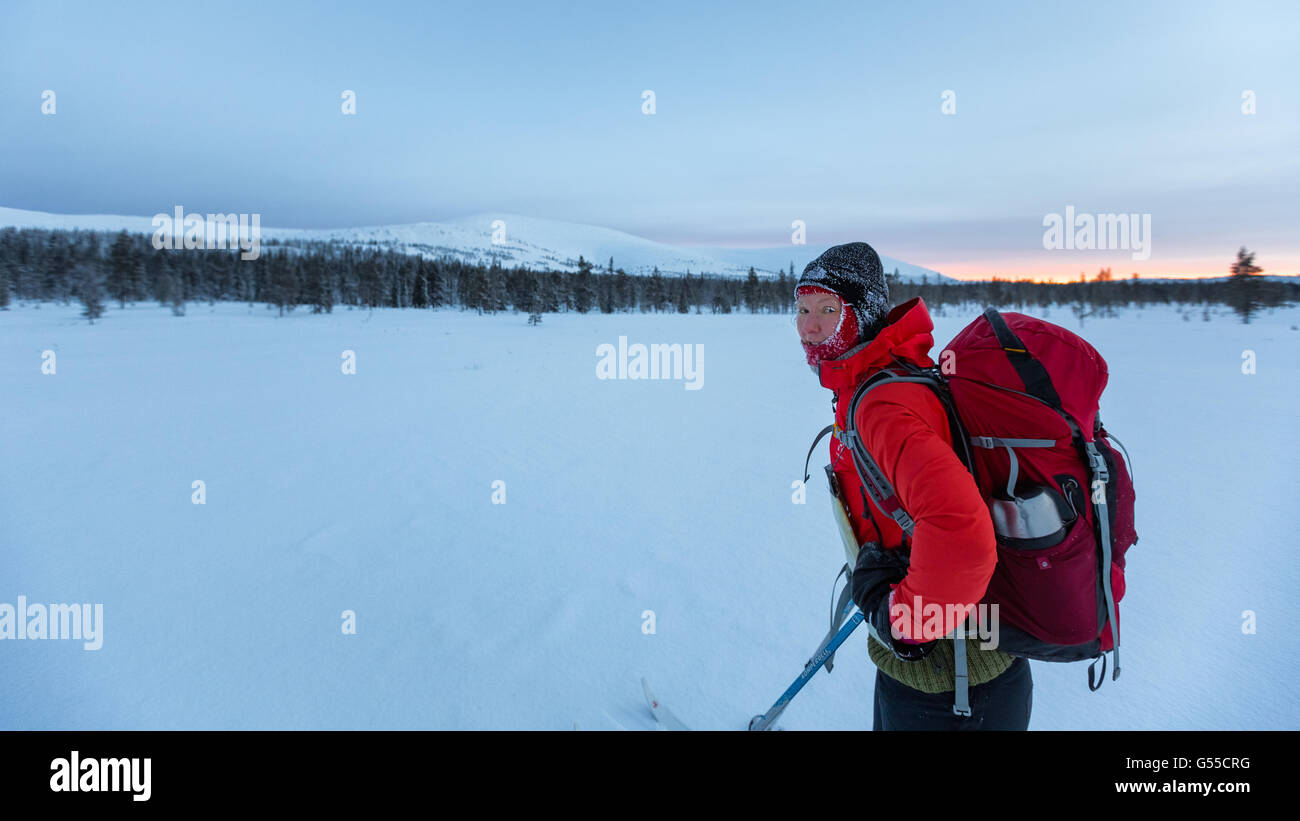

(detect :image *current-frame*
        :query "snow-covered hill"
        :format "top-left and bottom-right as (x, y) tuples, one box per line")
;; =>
(0, 206), (952, 283)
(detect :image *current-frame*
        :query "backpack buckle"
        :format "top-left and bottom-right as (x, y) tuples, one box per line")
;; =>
(1086, 445), (1110, 483)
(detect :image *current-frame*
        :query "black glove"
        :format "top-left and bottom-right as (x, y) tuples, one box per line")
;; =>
(872, 590), (937, 662)
(852, 543), (937, 662)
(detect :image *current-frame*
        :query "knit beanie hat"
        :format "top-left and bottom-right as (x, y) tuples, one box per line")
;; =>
(794, 242), (891, 342)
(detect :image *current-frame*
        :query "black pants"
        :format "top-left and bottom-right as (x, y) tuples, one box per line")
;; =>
(872, 656), (1032, 730)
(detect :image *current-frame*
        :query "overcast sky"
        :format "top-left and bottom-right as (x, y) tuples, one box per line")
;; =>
(2, 0), (1296, 280)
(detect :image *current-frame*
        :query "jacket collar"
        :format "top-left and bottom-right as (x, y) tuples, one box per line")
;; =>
(817, 296), (936, 397)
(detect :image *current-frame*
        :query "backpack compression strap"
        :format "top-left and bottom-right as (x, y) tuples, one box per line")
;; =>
(1084, 441), (1122, 687)
(982, 308), (1062, 408)
(969, 436), (1058, 498)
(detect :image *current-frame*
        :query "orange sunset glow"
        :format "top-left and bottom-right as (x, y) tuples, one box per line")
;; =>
(909, 255), (1300, 283)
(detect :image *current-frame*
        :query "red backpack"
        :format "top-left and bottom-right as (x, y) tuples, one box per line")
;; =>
(838, 307), (1137, 694)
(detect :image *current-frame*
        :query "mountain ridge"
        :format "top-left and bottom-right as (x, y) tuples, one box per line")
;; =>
(0, 205), (953, 283)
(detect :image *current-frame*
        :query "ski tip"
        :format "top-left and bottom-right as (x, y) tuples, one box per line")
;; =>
(641, 677), (690, 730)
(641, 678), (666, 714)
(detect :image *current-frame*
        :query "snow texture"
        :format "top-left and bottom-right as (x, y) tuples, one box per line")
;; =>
(1, 301), (1296, 729)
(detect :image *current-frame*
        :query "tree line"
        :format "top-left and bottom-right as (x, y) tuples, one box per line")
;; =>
(0, 228), (1292, 324)
(907, 247), (1291, 323)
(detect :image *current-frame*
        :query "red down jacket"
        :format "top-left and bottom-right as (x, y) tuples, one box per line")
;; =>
(818, 296), (997, 641)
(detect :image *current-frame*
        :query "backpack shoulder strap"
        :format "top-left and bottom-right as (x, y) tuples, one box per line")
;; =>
(839, 366), (976, 717)
(838, 367), (968, 536)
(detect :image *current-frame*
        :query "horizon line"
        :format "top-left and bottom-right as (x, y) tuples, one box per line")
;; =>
(2, 204), (1293, 284)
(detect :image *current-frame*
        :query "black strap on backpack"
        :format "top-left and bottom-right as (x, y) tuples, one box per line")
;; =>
(981, 307), (1062, 409)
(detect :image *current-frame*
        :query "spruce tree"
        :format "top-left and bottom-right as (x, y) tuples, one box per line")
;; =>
(412, 264), (429, 308)
(107, 231), (136, 307)
(1227, 246), (1264, 323)
(574, 256), (594, 313)
(156, 262), (176, 311)
(0, 258), (11, 309)
(1230, 246), (1263, 277)
(358, 255), (383, 309)
(743, 267), (759, 312)
(675, 272), (690, 313)
(598, 275), (614, 313)
(526, 270), (544, 325)
(614, 268), (630, 311)
(459, 265), (482, 313)
(271, 252), (300, 316)
(307, 254), (334, 313)
(647, 267), (667, 312)
(43, 233), (70, 302)
(169, 270), (186, 316)
(542, 271), (562, 313)
(76, 262), (105, 323)
(424, 259), (444, 308)
(484, 261), (509, 313)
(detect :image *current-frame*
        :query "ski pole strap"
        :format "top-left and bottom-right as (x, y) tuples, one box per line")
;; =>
(969, 435), (1057, 498)
(751, 608), (865, 731)
(822, 564), (855, 674)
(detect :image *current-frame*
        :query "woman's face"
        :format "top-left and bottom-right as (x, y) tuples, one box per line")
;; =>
(797, 291), (843, 345)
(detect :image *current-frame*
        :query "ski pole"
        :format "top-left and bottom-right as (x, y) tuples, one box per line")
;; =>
(748, 607), (865, 731)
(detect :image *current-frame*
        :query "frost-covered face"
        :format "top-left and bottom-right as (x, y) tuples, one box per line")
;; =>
(797, 291), (843, 345)
(796, 287), (861, 373)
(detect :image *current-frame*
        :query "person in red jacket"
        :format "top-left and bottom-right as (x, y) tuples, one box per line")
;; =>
(796, 242), (1032, 730)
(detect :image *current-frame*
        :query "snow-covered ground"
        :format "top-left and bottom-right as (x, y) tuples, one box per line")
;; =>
(1, 300), (1296, 729)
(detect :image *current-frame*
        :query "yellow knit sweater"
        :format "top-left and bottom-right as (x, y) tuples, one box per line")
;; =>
(867, 632), (1015, 694)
